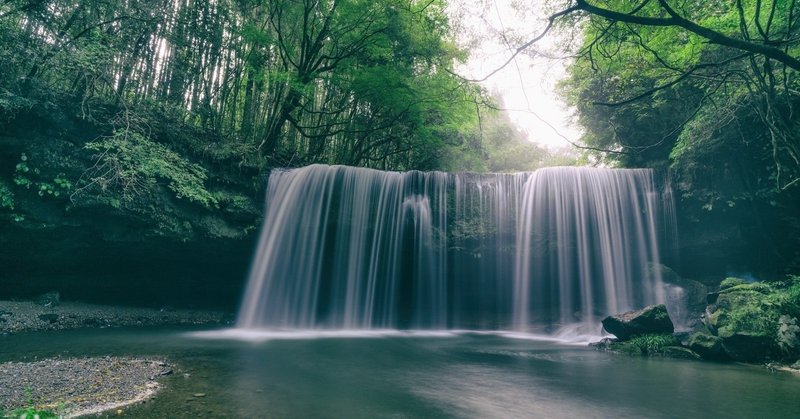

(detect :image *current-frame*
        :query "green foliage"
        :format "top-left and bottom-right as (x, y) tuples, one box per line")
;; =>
(0, 0), (561, 241)
(80, 129), (217, 209)
(712, 287), (777, 339)
(0, 180), (14, 210)
(614, 333), (678, 356)
(3, 406), (60, 419)
(11, 153), (73, 200)
(559, 0), (800, 273)
(439, 103), (574, 173)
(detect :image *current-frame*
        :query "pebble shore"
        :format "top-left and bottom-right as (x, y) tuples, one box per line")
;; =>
(0, 357), (172, 417)
(0, 300), (231, 334)
(0, 299), (231, 417)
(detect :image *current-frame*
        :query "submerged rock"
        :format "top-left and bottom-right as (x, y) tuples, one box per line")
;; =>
(602, 304), (674, 340)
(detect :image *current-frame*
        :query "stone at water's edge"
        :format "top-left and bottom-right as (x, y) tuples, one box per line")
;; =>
(602, 304), (674, 340)
(704, 281), (782, 362)
(688, 333), (729, 361)
(720, 332), (775, 363)
(663, 346), (702, 360)
(652, 264), (708, 331)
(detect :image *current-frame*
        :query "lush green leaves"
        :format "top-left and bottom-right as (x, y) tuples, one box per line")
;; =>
(559, 0), (800, 273)
(81, 130), (217, 209)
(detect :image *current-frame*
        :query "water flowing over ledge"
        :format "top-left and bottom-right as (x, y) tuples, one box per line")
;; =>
(237, 165), (674, 335)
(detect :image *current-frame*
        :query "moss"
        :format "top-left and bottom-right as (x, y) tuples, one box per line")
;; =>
(719, 277), (747, 290)
(713, 289), (778, 338)
(707, 275), (800, 361)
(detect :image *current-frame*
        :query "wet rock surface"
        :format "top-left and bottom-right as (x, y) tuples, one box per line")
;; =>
(0, 357), (172, 417)
(0, 300), (232, 334)
(602, 304), (675, 340)
(688, 332), (729, 361)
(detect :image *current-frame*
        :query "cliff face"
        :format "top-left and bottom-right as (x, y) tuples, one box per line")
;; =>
(0, 103), (261, 310)
(672, 190), (800, 283)
(0, 223), (255, 310)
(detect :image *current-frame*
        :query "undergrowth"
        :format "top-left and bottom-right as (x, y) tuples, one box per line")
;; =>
(615, 333), (678, 356)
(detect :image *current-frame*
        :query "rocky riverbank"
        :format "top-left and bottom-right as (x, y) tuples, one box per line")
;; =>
(592, 271), (800, 372)
(0, 299), (225, 417)
(0, 299), (233, 334)
(0, 357), (173, 418)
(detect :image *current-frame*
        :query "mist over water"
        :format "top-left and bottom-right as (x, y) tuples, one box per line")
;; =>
(237, 165), (672, 334)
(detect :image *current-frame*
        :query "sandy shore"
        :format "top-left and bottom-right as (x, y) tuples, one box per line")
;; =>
(0, 300), (232, 334)
(0, 357), (172, 418)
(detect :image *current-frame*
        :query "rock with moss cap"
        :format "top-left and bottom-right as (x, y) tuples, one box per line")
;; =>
(705, 278), (797, 362)
(602, 304), (674, 340)
(688, 332), (728, 361)
(719, 277), (748, 290)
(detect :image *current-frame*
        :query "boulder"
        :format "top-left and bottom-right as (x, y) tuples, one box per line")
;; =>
(721, 332), (775, 363)
(651, 264), (708, 331)
(35, 291), (60, 307)
(688, 333), (728, 361)
(602, 304), (674, 340)
(705, 281), (781, 362)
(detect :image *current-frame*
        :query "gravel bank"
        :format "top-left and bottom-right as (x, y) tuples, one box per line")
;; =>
(0, 300), (232, 334)
(0, 357), (172, 417)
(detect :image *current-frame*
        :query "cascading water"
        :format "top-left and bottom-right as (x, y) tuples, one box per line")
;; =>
(237, 164), (672, 334)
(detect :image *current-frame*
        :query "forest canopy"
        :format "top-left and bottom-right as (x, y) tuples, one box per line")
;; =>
(0, 0), (557, 238)
(547, 0), (800, 272)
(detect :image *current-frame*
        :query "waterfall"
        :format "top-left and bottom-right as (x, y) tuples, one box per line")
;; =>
(237, 165), (671, 333)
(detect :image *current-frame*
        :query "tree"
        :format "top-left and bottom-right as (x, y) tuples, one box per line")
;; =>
(0, 0), (499, 237)
(547, 0), (800, 272)
(541, 0), (800, 189)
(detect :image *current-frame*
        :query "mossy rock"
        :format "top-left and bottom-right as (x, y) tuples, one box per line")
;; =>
(706, 282), (785, 362)
(710, 287), (779, 336)
(719, 277), (747, 290)
(688, 333), (728, 361)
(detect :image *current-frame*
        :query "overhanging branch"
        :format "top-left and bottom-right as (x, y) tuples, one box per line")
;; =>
(574, 0), (800, 71)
